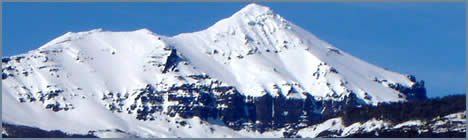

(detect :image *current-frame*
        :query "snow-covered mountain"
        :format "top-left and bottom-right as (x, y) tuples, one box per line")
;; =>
(2, 3), (429, 138)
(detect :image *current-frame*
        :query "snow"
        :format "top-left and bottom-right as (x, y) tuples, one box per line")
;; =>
(393, 120), (424, 128)
(3, 85), (286, 138)
(2, 3), (422, 138)
(171, 3), (415, 102)
(431, 111), (466, 133)
(297, 117), (391, 138)
(296, 112), (467, 138)
(296, 118), (344, 138)
(441, 111), (466, 121)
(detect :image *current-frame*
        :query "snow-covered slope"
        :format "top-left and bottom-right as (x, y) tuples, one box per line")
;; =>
(2, 3), (427, 138)
(171, 3), (422, 103)
(297, 111), (467, 138)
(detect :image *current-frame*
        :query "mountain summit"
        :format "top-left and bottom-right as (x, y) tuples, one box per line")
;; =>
(235, 3), (273, 16)
(172, 3), (425, 102)
(2, 3), (427, 138)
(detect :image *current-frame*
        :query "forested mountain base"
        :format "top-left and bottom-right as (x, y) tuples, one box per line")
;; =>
(335, 94), (466, 138)
(346, 129), (465, 138)
(2, 123), (97, 138)
(339, 94), (466, 126)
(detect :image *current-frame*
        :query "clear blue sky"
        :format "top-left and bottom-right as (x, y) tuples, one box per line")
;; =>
(2, 2), (465, 97)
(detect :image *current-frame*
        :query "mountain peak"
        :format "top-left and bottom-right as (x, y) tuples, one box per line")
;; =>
(39, 28), (104, 49)
(233, 3), (273, 17)
(241, 3), (270, 11)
